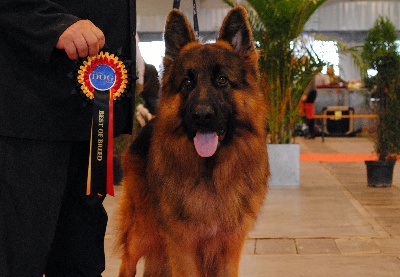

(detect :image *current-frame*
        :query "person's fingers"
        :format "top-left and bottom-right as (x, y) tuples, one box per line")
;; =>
(74, 34), (91, 58)
(56, 20), (105, 60)
(136, 110), (146, 127)
(135, 104), (153, 127)
(58, 38), (79, 60)
(80, 31), (99, 57)
(91, 25), (105, 50)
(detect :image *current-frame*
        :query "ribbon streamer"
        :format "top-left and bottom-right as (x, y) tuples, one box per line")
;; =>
(87, 90), (112, 196)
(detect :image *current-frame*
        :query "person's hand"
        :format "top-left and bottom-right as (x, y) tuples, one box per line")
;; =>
(56, 20), (105, 60)
(135, 104), (153, 127)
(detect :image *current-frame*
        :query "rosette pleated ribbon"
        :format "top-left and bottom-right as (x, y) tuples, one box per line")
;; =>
(76, 52), (129, 197)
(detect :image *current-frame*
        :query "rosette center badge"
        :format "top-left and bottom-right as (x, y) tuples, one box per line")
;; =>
(77, 51), (128, 101)
(90, 64), (116, 91)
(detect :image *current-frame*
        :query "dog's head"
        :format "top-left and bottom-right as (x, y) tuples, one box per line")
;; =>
(160, 6), (261, 158)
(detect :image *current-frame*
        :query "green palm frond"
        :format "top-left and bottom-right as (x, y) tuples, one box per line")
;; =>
(224, 0), (327, 143)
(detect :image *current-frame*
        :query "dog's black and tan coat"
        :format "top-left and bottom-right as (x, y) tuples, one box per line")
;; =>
(117, 6), (269, 277)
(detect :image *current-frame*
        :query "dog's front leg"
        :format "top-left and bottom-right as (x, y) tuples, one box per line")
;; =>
(165, 235), (201, 277)
(213, 232), (247, 277)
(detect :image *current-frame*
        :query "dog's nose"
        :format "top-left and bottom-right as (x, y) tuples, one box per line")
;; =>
(193, 104), (214, 125)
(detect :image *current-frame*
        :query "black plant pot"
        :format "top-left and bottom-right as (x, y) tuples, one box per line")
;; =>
(365, 160), (396, 187)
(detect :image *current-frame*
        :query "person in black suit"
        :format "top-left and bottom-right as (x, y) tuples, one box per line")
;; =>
(0, 1), (134, 276)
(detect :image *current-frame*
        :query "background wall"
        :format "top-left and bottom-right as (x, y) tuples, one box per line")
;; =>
(137, 0), (400, 80)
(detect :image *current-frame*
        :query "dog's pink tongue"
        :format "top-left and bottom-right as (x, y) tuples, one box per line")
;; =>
(194, 132), (218, 157)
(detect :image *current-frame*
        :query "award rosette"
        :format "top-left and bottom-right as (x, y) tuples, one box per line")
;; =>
(76, 51), (129, 197)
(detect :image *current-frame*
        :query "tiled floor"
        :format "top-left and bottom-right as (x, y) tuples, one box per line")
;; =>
(103, 137), (400, 276)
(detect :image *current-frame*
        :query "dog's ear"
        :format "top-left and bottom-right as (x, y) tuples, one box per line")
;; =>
(164, 9), (196, 60)
(218, 6), (255, 55)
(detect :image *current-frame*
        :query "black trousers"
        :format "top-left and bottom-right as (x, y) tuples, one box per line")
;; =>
(0, 137), (107, 277)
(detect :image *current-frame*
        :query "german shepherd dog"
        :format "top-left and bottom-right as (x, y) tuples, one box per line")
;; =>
(117, 6), (269, 277)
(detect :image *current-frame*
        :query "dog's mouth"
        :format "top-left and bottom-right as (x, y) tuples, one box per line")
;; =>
(193, 130), (226, 158)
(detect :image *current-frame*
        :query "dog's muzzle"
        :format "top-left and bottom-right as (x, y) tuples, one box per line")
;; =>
(190, 103), (226, 158)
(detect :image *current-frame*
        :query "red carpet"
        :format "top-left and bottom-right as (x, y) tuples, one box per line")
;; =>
(300, 153), (379, 162)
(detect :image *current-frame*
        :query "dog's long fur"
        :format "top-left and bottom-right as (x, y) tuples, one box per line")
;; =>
(117, 6), (269, 277)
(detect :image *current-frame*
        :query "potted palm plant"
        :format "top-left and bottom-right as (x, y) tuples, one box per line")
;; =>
(362, 17), (400, 187)
(224, 0), (326, 143)
(223, 0), (326, 185)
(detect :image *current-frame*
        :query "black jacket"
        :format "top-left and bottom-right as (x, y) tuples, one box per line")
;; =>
(0, 0), (134, 141)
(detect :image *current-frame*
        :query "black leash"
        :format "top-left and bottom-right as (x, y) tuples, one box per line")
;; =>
(172, 0), (199, 39)
(192, 0), (199, 39)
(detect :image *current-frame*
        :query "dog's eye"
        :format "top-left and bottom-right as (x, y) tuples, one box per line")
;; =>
(183, 76), (193, 88)
(217, 76), (229, 86)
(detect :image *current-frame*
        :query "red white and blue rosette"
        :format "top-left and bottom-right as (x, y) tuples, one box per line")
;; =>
(76, 52), (129, 197)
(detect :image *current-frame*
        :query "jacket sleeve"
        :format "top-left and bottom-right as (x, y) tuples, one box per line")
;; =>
(0, 0), (80, 63)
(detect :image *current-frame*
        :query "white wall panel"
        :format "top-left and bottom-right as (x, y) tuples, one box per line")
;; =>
(136, 1), (400, 33)
(305, 1), (400, 31)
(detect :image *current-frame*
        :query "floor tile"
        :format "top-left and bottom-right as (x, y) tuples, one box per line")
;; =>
(255, 239), (297, 255)
(335, 238), (380, 254)
(296, 238), (340, 254)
